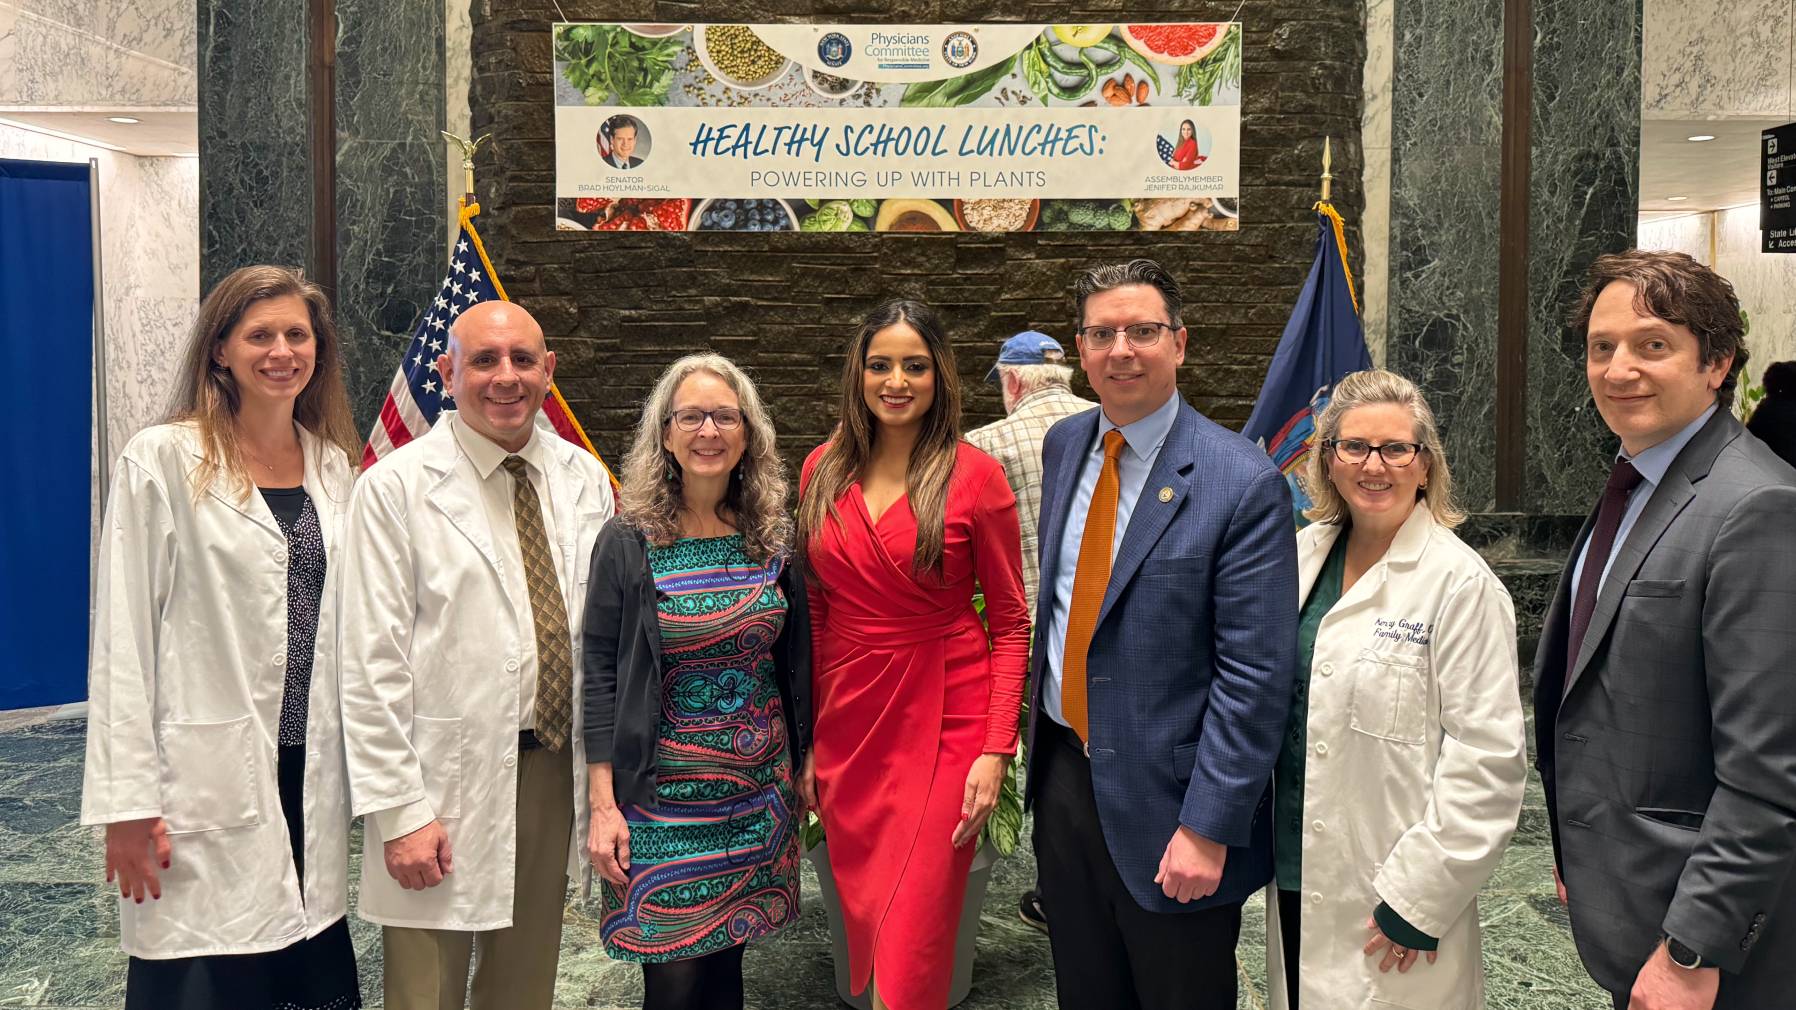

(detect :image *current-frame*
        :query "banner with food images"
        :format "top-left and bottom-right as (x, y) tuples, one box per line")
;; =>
(552, 22), (1242, 233)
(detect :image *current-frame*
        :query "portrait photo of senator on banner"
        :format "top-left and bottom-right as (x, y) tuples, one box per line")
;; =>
(598, 114), (650, 170)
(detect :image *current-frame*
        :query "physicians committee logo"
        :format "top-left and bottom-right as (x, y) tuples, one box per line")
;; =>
(818, 32), (851, 68)
(942, 31), (977, 69)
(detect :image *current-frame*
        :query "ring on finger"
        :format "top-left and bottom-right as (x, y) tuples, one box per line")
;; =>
(1395, 948), (1408, 959)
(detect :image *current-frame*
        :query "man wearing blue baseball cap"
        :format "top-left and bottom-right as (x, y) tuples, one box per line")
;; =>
(967, 330), (1096, 934)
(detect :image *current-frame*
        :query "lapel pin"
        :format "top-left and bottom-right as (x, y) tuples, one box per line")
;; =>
(1158, 486), (1174, 503)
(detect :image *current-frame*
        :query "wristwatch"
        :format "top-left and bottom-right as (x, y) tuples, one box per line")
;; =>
(1664, 935), (1707, 970)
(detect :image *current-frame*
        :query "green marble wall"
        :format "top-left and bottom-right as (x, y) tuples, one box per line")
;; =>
(334, 0), (448, 428)
(1524, 0), (1642, 512)
(1388, 0), (1642, 514)
(1385, 0), (1504, 512)
(197, 1), (312, 293)
(198, 0), (448, 431)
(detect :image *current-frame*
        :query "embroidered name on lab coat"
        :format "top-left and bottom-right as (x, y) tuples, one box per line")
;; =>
(1373, 617), (1433, 646)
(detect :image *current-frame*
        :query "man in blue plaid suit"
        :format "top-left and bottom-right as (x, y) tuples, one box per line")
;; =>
(1025, 259), (1299, 1010)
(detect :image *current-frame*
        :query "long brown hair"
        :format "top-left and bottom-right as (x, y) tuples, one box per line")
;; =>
(798, 299), (963, 577)
(167, 265), (360, 500)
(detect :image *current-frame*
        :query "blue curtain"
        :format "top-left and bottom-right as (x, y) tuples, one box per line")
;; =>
(0, 159), (95, 710)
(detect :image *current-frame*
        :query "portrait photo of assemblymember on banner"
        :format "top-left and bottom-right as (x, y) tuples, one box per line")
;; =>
(551, 22), (1242, 234)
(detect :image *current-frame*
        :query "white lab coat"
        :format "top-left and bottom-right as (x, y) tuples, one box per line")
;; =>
(81, 421), (356, 959)
(1266, 507), (1528, 1010)
(338, 416), (613, 930)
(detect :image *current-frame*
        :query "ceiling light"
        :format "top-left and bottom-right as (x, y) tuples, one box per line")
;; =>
(1686, 134), (1715, 142)
(107, 116), (140, 124)
(1666, 196), (1688, 202)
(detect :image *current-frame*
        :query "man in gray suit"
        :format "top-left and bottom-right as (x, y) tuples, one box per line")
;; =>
(1535, 249), (1796, 1010)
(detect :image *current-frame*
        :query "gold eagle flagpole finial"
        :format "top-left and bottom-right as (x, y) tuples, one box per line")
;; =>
(442, 131), (492, 209)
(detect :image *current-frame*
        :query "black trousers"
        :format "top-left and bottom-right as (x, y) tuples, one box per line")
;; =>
(1278, 889), (1302, 1009)
(1032, 718), (1243, 1010)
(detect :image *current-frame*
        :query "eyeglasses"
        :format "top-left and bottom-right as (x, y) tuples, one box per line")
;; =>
(670, 408), (742, 431)
(1076, 321), (1175, 351)
(1325, 438), (1425, 467)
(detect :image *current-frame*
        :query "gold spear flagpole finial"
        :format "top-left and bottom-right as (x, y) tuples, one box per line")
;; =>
(442, 131), (492, 209)
(1320, 136), (1334, 203)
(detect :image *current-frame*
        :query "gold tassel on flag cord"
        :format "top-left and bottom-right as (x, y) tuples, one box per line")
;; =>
(1314, 136), (1360, 315)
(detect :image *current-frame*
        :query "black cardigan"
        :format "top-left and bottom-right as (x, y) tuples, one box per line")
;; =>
(580, 518), (813, 807)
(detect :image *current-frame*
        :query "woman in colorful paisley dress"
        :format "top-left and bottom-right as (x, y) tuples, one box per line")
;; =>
(581, 354), (811, 1010)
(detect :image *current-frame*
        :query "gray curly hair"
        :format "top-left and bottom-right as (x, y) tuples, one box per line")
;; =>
(618, 354), (791, 563)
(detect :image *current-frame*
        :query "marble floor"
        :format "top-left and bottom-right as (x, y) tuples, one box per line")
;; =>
(0, 716), (1610, 1009)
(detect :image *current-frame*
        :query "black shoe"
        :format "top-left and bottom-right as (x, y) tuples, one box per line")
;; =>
(1019, 889), (1048, 933)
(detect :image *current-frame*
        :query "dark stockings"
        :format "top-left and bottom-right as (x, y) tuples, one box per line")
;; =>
(640, 944), (746, 1010)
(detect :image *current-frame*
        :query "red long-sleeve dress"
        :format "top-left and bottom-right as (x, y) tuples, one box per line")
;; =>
(1173, 136), (1201, 171)
(802, 442), (1030, 1010)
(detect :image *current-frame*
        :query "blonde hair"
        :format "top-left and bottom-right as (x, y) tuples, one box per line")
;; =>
(618, 354), (791, 564)
(167, 265), (359, 501)
(1301, 369), (1464, 528)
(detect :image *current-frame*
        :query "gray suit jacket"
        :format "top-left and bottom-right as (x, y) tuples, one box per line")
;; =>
(1534, 409), (1796, 1005)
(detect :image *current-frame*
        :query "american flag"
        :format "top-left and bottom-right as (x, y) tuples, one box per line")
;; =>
(362, 203), (618, 492)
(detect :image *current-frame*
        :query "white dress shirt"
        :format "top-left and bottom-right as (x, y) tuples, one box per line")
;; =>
(450, 414), (558, 732)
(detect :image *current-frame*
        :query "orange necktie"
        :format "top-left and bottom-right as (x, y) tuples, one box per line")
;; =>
(1061, 430), (1126, 743)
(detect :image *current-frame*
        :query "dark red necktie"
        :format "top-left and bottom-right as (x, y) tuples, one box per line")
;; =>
(1565, 459), (1644, 688)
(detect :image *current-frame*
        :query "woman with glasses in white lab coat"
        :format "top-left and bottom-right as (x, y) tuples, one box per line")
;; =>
(82, 265), (363, 1010)
(1266, 369), (1527, 1010)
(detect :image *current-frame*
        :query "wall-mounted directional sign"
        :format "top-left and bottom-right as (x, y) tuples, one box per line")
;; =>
(1765, 122), (1796, 253)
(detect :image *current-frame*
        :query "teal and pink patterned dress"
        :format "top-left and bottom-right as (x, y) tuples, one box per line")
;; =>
(599, 534), (801, 962)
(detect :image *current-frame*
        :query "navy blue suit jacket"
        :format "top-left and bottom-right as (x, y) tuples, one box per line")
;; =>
(1025, 397), (1299, 914)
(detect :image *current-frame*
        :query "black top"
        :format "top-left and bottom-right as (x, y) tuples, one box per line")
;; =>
(260, 486), (325, 746)
(259, 485), (307, 528)
(1746, 397), (1796, 472)
(580, 518), (813, 808)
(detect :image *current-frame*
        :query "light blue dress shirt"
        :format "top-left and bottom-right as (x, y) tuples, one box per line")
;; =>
(1042, 391), (1180, 727)
(1570, 403), (1717, 605)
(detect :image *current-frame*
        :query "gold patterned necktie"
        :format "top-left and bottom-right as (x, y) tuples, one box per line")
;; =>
(502, 455), (573, 752)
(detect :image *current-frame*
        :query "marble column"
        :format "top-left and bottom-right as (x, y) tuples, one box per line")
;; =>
(1385, 0), (1504, 511)
(334, 0), (447, 428)
(1523, 0), (1642, 512)
(1386, 0), (1642, 514)
(197, 1), (311, 292)
(1360, 0), (1394, 364)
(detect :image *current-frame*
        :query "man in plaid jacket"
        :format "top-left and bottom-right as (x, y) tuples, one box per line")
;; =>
(965, 330), (1094, 933)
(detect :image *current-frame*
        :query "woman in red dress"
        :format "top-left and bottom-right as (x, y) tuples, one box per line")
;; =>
(796, 299), (1030, 1010)
(1172, 118), (1201, 171)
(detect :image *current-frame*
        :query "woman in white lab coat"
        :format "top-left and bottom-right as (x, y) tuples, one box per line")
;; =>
(1266, 369), (1527, 1010)
(82, 265), (363, 1010)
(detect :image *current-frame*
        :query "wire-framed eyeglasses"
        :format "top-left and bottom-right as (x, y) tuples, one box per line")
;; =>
(1076, 321), (1175, 351)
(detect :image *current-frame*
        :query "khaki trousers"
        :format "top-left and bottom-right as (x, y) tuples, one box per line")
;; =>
(383, 745), (576, 1010)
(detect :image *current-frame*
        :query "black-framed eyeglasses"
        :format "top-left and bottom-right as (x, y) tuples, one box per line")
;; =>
(1077, 321), (1175, 350)
(670, 407), (742, 431)
(1325, 438), (1425, 467)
